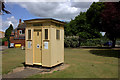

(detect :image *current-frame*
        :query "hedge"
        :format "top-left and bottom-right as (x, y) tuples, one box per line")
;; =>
(64, 36), (79, 48)
(64, 36), (102, 48)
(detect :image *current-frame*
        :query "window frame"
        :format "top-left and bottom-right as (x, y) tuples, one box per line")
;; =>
(56, 29), (60, 40)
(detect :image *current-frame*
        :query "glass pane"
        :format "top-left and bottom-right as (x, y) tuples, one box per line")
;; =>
(28, 30), (31, 40)
(45, 29), (48, 39)
(56, 30), (60, 39)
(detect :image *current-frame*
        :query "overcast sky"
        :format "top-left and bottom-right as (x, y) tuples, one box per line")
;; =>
(1, 0), (99, 31)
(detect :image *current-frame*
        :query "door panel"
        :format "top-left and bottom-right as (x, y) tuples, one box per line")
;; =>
(33, 30), (42, 64)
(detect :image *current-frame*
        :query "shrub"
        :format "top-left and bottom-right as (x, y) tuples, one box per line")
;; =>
(64, 38), (71, 47)
(64, 36), (79, 48)
(64, 36), (112, 48)
(0, 38), (8, 46)
(80, 38), (101, 46)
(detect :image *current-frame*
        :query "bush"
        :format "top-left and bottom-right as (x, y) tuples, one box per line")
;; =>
(64, 37), (102, 48)
(116, 41), (120, 45)
(0, 38), (8, 46)
(64, 38), (71, 47)
(64, 36), (79, 48)
(80, 38), (101, 46)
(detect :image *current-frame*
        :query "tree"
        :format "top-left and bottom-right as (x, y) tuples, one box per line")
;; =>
(75, 12), (101, 39)
(86, 2), (120, 47)
(0, 0), (11, 15)
(5, 24), (13, 47)
(101, 2), (120, 47)
(64, 12), (102, 46)
(5, 24), (13, 38)
(86, 2), (105, 31)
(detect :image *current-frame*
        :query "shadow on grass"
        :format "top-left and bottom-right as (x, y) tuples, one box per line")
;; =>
(89, 49), (120, 58)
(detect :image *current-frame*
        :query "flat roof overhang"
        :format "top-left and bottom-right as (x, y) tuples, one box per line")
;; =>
(24, 18), (65, 25)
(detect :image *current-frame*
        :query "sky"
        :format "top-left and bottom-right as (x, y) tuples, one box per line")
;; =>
(1, 0), (99, 32)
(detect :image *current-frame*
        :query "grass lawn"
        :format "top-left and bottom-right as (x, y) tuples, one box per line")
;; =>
(2, 48), (119, 78)
(2, 48), (25, 74)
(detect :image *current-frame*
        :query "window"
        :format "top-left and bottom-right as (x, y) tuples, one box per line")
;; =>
(56, 30), (60, 40)
(19, 30), (22, 34)
(45, 29), (48, 39)
(28, 30), (31, 40)
(33, 23), (42, 26)
(37, 32), (39, 36)
(22, 30), (25, 34)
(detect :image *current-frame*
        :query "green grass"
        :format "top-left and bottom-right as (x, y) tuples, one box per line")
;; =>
(2, 48), (25, 74)
(2, 48), (119, 78)
(29, 48), (119, 78)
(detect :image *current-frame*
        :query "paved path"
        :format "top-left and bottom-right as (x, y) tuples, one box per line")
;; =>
(2, 68), (48, 78)
(2, 64), (68, 79)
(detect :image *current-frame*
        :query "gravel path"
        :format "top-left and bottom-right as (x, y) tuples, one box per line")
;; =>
(2, 68), (44, 78)
(2, 64), (69, 79)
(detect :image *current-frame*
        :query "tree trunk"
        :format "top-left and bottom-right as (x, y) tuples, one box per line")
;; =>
(112, 38), (116, 48)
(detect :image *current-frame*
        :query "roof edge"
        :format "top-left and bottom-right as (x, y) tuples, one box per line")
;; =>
(24, 18), (65, 24)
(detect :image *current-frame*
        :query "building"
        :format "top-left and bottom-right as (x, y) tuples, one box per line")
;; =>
(0, 31), (5, 38)
(25, 18), (65, 67)
(10, 19), (26, 47)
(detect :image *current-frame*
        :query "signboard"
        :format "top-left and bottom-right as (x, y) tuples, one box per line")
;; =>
(37, 44), (39, 48)
(28, 41), (32, 48)
(44, 42), (48, 49)
(10, 43), (14, 47)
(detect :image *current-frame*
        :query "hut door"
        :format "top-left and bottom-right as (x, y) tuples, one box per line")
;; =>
(33, 29), (42, 64)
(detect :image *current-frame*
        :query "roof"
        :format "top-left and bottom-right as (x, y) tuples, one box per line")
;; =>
(0, 31), (5, 34)
(17, 23), (26, 29)
(24, 18), (65, 24)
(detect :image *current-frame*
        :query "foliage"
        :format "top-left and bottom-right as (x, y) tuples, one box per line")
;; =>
(64, 12), (102, 40)
(64, 36), (79, 48)
(64, 12), (102, 48)
(101, 2), (120, 47)
(80, 38), (101, 46)
(86, 2), (120, 47)
(5, 24), (13, 39)
(0, 37), (7, 46)
(5, 24), (13, 47)
(64, 36), (103, 47)
(86, 2), (105, 31)
(0, 1), (11, 14)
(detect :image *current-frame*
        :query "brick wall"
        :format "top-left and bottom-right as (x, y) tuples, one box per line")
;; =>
(10, 39), (25, 47)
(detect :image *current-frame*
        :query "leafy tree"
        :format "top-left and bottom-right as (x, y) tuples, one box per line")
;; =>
(5, 24), (13, 47)
(5, 24), (13, 38)
(0, 0), (11, 15)
(86, 2), (105, 31)
(64, 12), (102, 46)
(86, 2), (120, 47)
(75, 12), (101, 39)
(101, 2), (120, 47)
